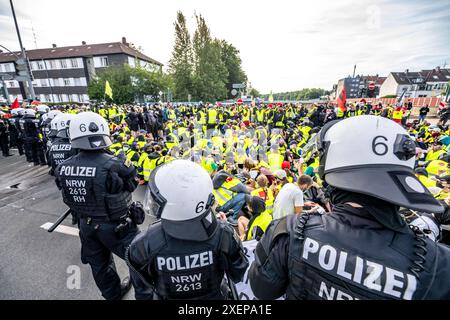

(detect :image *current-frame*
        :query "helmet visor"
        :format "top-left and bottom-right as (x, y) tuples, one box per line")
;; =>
(143, 169), (167, 218)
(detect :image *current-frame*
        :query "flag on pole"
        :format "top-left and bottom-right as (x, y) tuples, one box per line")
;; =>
(337, 87), (346, 111)
(11, 98), (19, 109)
(268, 91), (274, 103)
(105, 81), (113, 100)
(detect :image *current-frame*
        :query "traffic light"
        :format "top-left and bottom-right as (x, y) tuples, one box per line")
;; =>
(14, 58), (33, 81)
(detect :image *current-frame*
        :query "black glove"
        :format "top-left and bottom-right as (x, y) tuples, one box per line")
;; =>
(434, 202), (450, 225)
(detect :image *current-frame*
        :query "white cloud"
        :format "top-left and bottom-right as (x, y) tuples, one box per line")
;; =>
(0, 0), (449, 93)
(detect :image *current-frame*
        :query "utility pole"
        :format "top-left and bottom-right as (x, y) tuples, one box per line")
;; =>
(10, 0), (36, 100)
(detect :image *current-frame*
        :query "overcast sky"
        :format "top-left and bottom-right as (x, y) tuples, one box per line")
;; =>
(1, 0), (449, 93)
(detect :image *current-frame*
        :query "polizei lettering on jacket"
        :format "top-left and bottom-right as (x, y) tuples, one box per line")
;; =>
(50, 144), (71, 151)
(59, 166), (97, 177)
(157, 251), (214, 271)
(301, 237), (417, 300)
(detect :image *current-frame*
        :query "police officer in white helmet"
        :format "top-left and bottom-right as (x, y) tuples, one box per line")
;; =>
(249, 115), (450, 300)
(126, 160), (248, 300)
(47, 114), (78, 176)
(19, 108), (47, 165)
(8, 108), (25, 156)
(54, 112), (140, 300)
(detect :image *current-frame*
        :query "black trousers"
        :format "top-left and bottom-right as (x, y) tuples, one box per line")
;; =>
(24, 138), (46, 164)
(0, 134), (9, 156)
(9, 133), (24, 155)
(79, 218), (139, 300)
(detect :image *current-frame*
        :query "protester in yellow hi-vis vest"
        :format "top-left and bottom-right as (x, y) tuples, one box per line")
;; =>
(434, 175), (450, 200)
(426, 159), (450, 177)
(426, 143), (446, 161)
(251, 175), (275, 213)
(268, 145), (284, 172)
(212, 170), (249, 224)
(235, 196), (267, 241)
(414, 168), (437, 189)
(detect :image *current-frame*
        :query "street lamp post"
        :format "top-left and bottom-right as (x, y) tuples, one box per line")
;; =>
(9, 0), (36, 100)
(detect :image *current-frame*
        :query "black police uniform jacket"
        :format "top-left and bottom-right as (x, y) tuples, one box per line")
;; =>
(19, 116), (41, 140)
(8, 116), (22, 142)
(54, 150), (137, 220)
(126, 220), (249, 300)
(48, 137), (78, 176)
(249, 205), (450, 300)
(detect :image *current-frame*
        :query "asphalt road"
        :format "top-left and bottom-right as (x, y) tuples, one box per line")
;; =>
(0, 150), (150, 300)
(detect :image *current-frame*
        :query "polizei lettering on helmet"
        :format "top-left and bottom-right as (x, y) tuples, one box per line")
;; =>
(59, 166), (97, 177)
(157, 251), (214, 271)
(302, 237), (417, 300)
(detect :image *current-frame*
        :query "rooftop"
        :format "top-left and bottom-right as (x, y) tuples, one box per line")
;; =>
(0, 38), (163, 66)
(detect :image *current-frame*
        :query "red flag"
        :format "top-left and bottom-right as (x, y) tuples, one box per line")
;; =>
(337, 87), (347, 111)
(11, 98), (19, 109)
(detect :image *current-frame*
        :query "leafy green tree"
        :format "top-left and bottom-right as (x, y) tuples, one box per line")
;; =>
(192, 15), (228, 102)
(87, 65), (173, 103)
(168, 11), (194, 101)
(249, 88), (260, 97)
(87, 65), (134, 104)
(219, 40), (247, 99)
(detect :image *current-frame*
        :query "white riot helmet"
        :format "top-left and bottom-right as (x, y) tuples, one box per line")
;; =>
(47, 110), (62, 120)
(51, 114), (74, 138)
(143, 160), (216, 241)
(11, 108), (24, 116)
(36, 104), (50, 114)
(23, 109), (36, 117)
(69, 112), (111, 150)
(317, 115), (443, 213)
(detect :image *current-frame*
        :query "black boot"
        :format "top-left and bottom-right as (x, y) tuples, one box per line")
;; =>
(120, 276), (132, 299)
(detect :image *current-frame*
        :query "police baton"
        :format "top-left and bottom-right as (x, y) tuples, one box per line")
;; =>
(227, 275), (239, 301)
(47, 209), (72, 233)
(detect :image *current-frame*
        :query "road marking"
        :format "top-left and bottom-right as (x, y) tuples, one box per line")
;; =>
(40, 222), (79, 237)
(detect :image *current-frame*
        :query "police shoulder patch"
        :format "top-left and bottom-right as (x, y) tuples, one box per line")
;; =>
(124, 158), (132, 167)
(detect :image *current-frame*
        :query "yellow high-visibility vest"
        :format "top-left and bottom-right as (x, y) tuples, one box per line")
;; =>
(213, 178), (240, 207)
(207, 109), (218, 124)
(251, 187), (274, 213)
(268, 153), (284, 171)
(247, 210), (272, 241)
(425, 149), (446, 162)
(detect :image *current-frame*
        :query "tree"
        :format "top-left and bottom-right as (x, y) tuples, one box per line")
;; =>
(192, 15), (228, 102)
(219, 40), (247, 99)
(87, 65), (174, 104)
(87, 65), (134, 104)
(249, 88), (260, 98)
(168, 11), (194, 101)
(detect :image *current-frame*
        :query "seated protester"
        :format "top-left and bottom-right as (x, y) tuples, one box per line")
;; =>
(435, 175), (450, 200)
(212, 169), (250, 224)
(281, 161), (296, 183)
(237, 195), (266, 241)
(272, 173), (317, 220)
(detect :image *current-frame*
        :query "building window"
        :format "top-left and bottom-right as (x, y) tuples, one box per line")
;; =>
(40, 79), (49, 87)
(3, 63), (14, 72)
(45, 94), (52, 102)
(71, 58), (79, 68)
(60, 59), (67, 69)
(95, 56), (109, 68)
(37, 61), (44, 70)
(47, 60), (57, 69)
(100, 57), (108, 67)
(64, 79), (71, 86)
